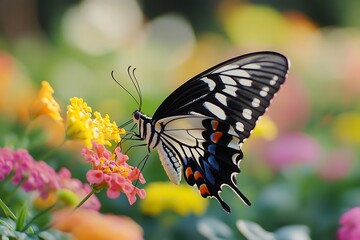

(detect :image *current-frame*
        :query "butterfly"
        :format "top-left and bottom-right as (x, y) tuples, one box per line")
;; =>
(126, 51), (290, 212)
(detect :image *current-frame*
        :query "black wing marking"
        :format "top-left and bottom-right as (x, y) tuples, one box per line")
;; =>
(153, 51), (289, 144)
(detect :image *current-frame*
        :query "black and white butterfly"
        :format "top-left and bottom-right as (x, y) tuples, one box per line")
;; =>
(122, 51), (290, 212)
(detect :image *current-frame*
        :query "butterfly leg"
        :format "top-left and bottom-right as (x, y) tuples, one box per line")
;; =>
(124, 143), (148, 155)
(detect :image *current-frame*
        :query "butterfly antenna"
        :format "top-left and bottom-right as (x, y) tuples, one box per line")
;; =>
(128, 66), (143, 111)
(119, 118), (133, 129)
(111, 70), (140, 109)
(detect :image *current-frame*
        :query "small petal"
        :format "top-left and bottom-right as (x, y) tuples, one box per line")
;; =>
(107, 188), (121, 199)
(86, 170), (104, 185)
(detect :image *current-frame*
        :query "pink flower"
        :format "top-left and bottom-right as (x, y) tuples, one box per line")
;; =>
(82, 142), (146, 205)
(264, 132), (321, 171)
(0, 147), (100, 210)
(10, 149), (60, 198)
(338, 207), (360, 240)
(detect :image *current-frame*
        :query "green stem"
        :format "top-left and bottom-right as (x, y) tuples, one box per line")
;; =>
(21, 204), (57, 232)
(73, 187), (97, 211)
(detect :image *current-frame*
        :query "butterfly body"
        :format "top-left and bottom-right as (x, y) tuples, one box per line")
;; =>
(132, 52), (290, 212)
(133, 110), (183, 184)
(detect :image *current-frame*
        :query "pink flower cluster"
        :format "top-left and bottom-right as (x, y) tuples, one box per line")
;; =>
(0, 147), (100, 210)
(82, 142), (146, 205)
(0, 147), (60, 197)
(338, 207), (360, 240)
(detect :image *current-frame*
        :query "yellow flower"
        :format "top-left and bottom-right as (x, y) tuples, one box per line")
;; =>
(92, 112), (123, 146)
(140, 182), (208, 216)
(66, 97), (124, 148)
(30, 81), (63, 122)
(252, 116), (278, 141)
(333, 112), (360, 145)
(66, 97), (93, 147)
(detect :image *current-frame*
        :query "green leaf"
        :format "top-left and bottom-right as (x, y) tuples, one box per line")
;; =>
(0, 198), (16, 220)
(15, 204), (28, 231)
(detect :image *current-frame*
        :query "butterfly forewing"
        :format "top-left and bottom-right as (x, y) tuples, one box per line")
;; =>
(136, 52), (290, 212)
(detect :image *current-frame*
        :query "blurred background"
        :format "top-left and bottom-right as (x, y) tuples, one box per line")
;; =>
(1, 0), (360, 239)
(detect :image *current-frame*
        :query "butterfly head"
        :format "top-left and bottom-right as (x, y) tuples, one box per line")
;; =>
(132, 110), (154, 144)
(132, 110), (141, 122)
(132, 110), (151, 130)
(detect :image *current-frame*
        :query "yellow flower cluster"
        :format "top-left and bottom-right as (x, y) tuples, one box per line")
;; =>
(140, 182), (208, 216)
(31, 81), (63, 122)
(28, 81), (124, 148)
(66, 97), (124, 148)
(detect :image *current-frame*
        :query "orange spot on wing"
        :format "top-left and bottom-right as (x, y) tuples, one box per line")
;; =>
(211, 120), (219, 130)
(199, 184), (210, 196)
(185, 167), (193, 179)
(194, 171), (202, 181)
(211, 131), (223, 143)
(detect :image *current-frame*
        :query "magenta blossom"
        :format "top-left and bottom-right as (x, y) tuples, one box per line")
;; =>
(82, 142), (146, 205)
(338, 207), (360, 240)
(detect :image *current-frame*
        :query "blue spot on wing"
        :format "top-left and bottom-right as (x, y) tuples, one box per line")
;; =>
(208, 155), (219, 170)
(208, 144), (216, 154)
(203, 161), (216, 185)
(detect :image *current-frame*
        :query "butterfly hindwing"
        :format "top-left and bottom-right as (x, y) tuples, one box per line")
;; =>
(156, 116), (250, 212)
(185, 119), (251, 212)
